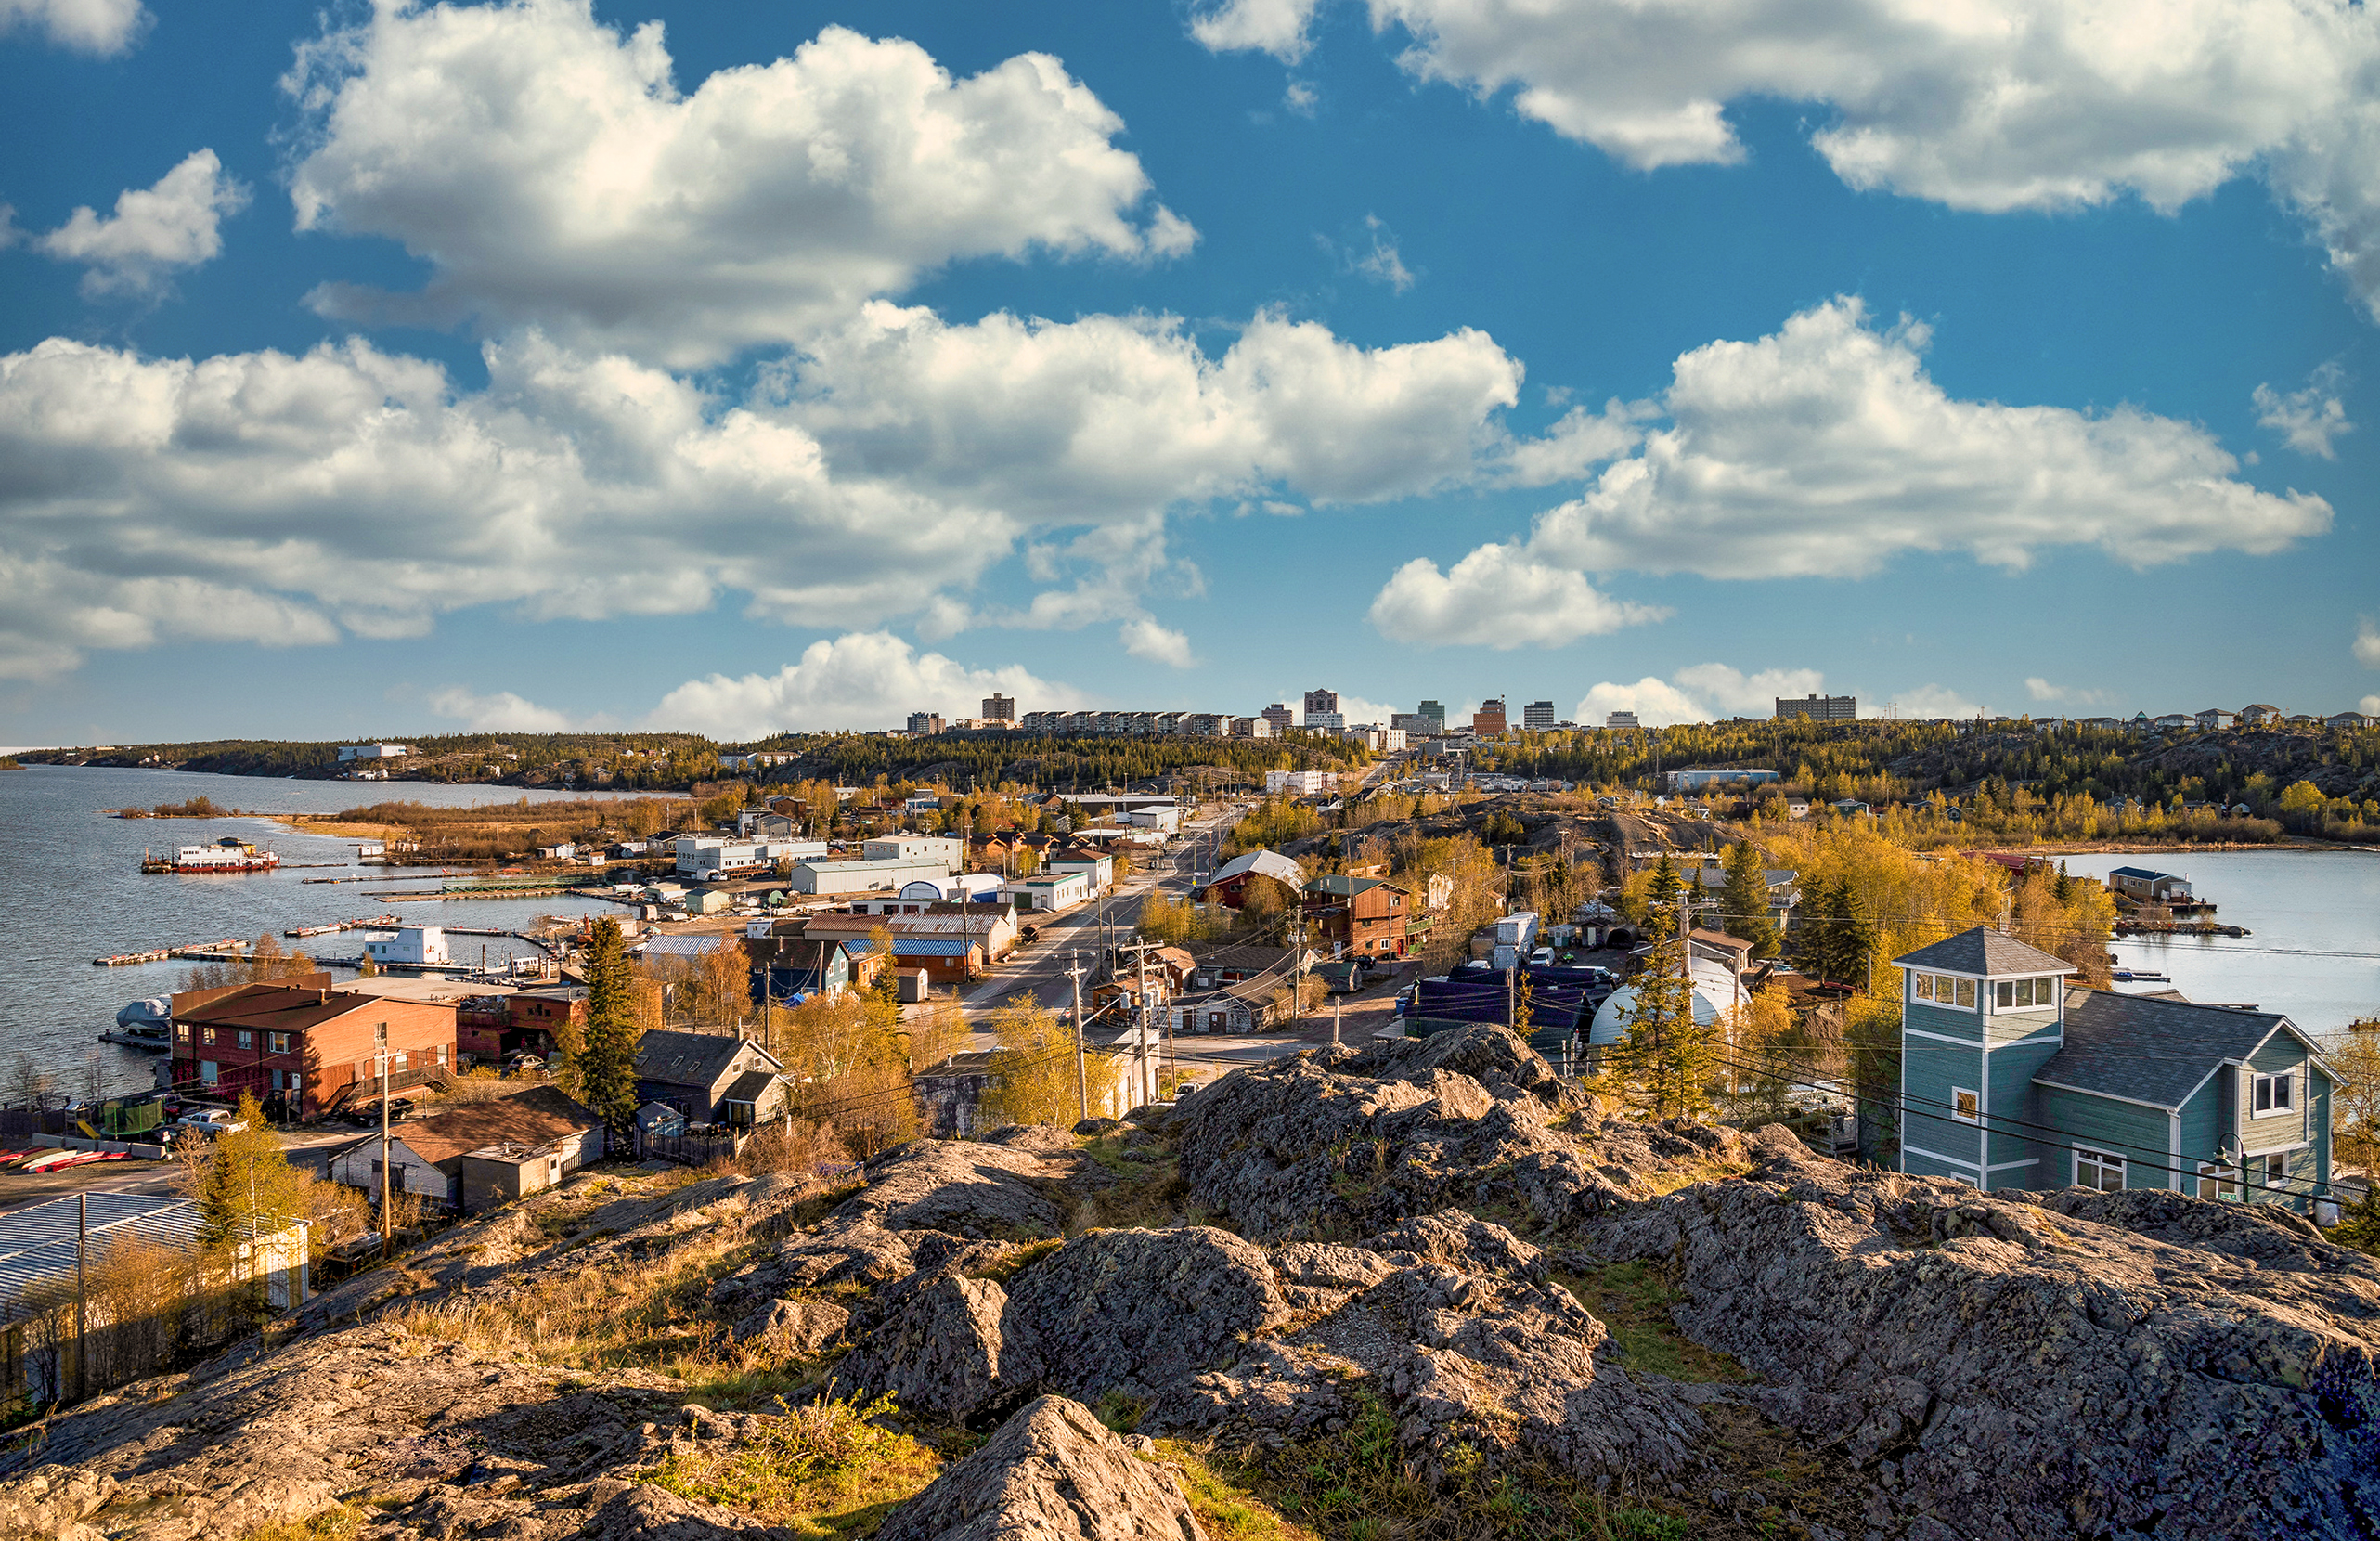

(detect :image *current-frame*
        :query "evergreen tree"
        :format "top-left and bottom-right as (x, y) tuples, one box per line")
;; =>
(1602, 878), (1714, 1121)
(574, 917), (643, 1146)
(1718, 839), (1781, 959)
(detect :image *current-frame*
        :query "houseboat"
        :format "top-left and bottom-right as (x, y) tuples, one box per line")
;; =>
(141, 837), (281, 874)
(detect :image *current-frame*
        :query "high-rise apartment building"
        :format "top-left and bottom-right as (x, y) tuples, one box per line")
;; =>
(1303, 688), (1339, 717)
(1304, 710), (1345, 732)
(981, 693), (1015, 721)
(1776, 693), (1857, 722)
(1522, 700), (1556, 732)
(1261, 703), (1295, 733)
(1416, 699), (1445, 732)
(907, 712), (945, 736)
(1472, 698), (1507, 735)
(1605, 711), (1641, 731)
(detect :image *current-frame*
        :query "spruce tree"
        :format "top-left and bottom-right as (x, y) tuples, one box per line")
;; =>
(191, 1093), (310, 1249)
(1718, 839), (1781, 959)
(575, 916), (643, 1146)
(1603, 874), (1714, 1122)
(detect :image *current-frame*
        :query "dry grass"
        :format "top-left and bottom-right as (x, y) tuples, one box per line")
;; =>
(391, 1193), (818, 1405)
(1170, 1386), (1697, 1541)
(643, 1389), (940, 1538)
(1070, 1135), (1189, 1233)
(1551, 1263), (1744, 1385)
(234, 1503), (367, 1541)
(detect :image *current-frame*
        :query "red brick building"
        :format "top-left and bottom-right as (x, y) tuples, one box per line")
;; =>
(170, 975), (458, 1121)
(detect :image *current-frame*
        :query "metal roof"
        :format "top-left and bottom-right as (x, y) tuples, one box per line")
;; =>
(0, 1193), (200, 1326)
(1890, 926), (2073, 977)
(643, 934), (741, 957)
(1209, 850), (1304, 888)
(846, 936), (980, 957)
(2106, 866), (2175, 881)
(2034, 990), (2305, 1111)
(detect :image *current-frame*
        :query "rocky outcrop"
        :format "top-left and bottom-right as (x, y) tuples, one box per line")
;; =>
(1001, 1227), (1290, 1404)
(1588, 1125), (2380, 1540)
(831, 1140), (1067, 1238)
(837, 1275), (1011, 1424)
(874, 1395), (1202, 1541)
(1175, 1048), (1574, 1241)
(12, 1023), (2380, 1541)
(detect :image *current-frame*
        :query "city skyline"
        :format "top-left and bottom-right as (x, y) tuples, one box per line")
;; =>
(1, 0), (2374, 746)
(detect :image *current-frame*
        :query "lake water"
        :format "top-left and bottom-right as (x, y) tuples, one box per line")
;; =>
(2052, 850), (2380, 1034)
(0, 765), (671, 1098)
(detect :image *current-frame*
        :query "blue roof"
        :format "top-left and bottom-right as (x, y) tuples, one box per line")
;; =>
(847, 936), (978, 956)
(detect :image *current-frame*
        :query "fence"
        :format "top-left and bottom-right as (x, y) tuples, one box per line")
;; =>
(639, 1131), (743, 1167)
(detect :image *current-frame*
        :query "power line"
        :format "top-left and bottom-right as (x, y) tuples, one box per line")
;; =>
(1701, 1045), (2318, 1204)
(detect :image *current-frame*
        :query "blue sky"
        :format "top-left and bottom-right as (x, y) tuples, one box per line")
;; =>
(1, 0), (2374, 746)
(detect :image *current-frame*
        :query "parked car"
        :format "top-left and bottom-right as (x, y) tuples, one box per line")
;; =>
(173, 1108), (249, 1136)
(1529, 947), (1555, 967)
(504, 1053), (549, 1076)
(341, 1096), (416, 1127)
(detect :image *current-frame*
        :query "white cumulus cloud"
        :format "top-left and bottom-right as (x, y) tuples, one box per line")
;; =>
(1119, 617), (1196, 667)
(283, 3), (1193, 367)
(1570, 663), (1823, 726)
(1372, 299), (2326, 647)
(38, 149), (247, 298)
(644, 632), (1091, 740)
(2357, 618), (2380, 669)
(0, 291), (1534, 680)
(0, 0), (145, 55)
(2254, 366), (2355, 459)
(1200, 2), (2380, 322)
(1368, 541), (1669, 648)
(424, 686), (603, 732)
(1891, 684), (1985, 720)
(2024, 677), (2108, 705)
(1189, 0), (1323, 63)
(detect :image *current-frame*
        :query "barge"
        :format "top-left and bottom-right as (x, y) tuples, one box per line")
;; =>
(142, 837), (280, 874)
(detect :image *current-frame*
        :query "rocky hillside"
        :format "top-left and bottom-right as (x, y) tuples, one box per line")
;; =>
(7, 1027), (2377, 1541)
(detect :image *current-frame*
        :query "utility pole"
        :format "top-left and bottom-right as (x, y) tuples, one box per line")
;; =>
(376, 1022), (392, 1263)
(73, 1192), (87, 1404)
(1136, 945), (1152, 1105)
(1066, 952), (1088, 1122)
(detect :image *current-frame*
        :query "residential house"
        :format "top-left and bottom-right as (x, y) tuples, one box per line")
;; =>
(1185, 943), (1319, 991)
(1205, 849), (1305, 909)
(737, 810), (802, 840)
(365, 926), (449, 966)
(2151, 713), (2192, 729)
(2194, 708), (2237, 731)
(1169, 952), (1307, 1035)
(2107, 867), (2193, 904)
(2330, 711), (2376, 729)
(1894, 927), (2337, 1211)
(170, 976), (457, 1121)
(329, 1085), (603, 1211)
(847, 932), (986, 984)
(744, 919), (866, 1001)
(1692, 866), (1799, 936)
(2240, 704), (2282, 727)
(633, 1030), (790, 1127)
(1301, 874), (1410, 959)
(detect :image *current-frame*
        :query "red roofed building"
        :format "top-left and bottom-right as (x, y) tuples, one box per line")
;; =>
(169, 974), (458, 1121)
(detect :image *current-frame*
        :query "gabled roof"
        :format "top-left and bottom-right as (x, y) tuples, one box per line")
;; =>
(394, 1085), (602, 1167)
(1304, 874), (1401, 898)
(636, 1029), (774, 1088)
(1891, 926), (2072, 978)
(643, 934), (742, 958)
(1209, 849), (1304, 888)
(2034, 990), (2309, 1111)
(719, 1070), (780, 1107)
(175, 980), (387, 1032)
(2105, 866), (2173, 882)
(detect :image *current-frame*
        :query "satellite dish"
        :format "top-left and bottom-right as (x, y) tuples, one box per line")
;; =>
(2218, 1134), (2243, 1163)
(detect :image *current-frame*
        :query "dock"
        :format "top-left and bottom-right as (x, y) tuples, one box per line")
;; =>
(93, 937), (266, 967)
(2114, 920), (2251, 938)
(283, 914), (403, 938)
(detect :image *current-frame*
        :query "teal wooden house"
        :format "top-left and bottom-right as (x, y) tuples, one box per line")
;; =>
(1895, 927), (2336, 1211)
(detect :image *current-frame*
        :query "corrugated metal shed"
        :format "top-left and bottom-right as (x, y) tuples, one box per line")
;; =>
(0, 1194), (200, 1327)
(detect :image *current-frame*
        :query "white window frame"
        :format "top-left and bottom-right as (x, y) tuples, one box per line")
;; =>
(2251, 1072), (2294, 1117)
(2260, 1150), (2290, 1191)
(1952, 978), (1976, 1008)
(1951, 1086), (1980, 1124)
(2075, 1147), (2125, 1192)
(1914, 972), (1935, 1002)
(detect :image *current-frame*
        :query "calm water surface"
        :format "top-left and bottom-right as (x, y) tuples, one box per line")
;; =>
(2053, 850), (2380, 1034)
(0, 765), (668, 1095)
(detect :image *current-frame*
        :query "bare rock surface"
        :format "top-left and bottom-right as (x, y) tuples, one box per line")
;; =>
(729, 1296), (850, 1353)
(832, 1140), (1067, 1238)
(874, 1395), (1202, 1541)
(1365, 1210), (1547, 1281)
(837, 1274), (1011, 1424)
(1001, 1227), (1290, 1403)
(1587, 1124), (2380, 1540)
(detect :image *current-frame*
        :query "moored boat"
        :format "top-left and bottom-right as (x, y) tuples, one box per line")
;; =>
(142, 836), (280, 874)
